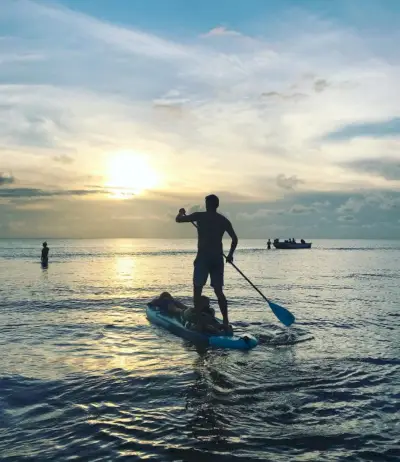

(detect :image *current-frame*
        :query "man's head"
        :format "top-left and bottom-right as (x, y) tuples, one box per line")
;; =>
(43, 242), (47, 247)
(205, 194), (219, 211)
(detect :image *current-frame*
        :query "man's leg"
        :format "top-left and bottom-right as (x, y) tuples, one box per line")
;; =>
(193, 257), (207, 319)
(210, 258), (232, 333)
(193, 284), (203, 314)
(210, 258), (230, 330)
(213, 286), (229, 328)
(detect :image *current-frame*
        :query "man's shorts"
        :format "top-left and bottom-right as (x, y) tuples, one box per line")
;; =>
(193, 256), (224, 288)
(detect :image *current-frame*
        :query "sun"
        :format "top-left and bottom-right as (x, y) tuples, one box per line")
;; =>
(106, 152), (159, 198)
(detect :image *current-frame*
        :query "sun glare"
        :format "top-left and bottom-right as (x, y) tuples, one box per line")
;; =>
(106, 152), (159, 198)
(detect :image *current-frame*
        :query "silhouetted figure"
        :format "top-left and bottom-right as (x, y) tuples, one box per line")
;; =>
(176, 194), (238, 333)
(301, 239), (305, 244)
(41, 242), (49, 267)
(292, 238), (296, 243)
(267, 239), (271, 250)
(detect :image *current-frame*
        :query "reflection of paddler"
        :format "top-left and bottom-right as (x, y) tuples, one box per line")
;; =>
(41, 241), (49, 266)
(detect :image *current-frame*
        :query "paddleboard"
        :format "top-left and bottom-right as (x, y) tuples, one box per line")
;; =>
(146, 304), (258, 350)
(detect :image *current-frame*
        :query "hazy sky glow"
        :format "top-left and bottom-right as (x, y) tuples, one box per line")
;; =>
(1, 0), (400, 238)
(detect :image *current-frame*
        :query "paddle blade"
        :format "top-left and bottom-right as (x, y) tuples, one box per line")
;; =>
(268, 300), (295, 327)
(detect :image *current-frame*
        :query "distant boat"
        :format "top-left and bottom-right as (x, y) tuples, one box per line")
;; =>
(273, 241), (312, 249)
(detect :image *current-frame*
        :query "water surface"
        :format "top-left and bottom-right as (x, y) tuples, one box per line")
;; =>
(0, 239), (399, 461)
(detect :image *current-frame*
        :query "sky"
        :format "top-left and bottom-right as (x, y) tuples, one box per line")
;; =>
(1, 0), (400, 239)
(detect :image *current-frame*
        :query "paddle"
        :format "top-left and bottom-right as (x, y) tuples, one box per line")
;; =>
(189, 221), (295, 327)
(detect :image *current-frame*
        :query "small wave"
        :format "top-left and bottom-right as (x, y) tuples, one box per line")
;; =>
(346, 357), (400, 366)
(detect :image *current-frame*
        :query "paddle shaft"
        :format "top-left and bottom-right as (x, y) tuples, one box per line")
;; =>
(227, 260), (271, 303)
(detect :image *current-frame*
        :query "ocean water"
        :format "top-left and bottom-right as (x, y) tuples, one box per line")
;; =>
(0, 238), (399, 462)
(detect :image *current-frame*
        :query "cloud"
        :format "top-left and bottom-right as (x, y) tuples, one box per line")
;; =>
(0, 173), (15, 186)
(312, 201), (331, 210)
(338, 215), (356, 222)
(261, 91), (307, 101)
(324, 117), (400, 141)
(15, 202), (53, 211)
(24, 0), (190, 62)
(237, 202), (317, 220)
(288, 204), (316, 214)
(336, 193), (400, 213)
(337, 197), (365, 214)
(187, 204), (203, 213)
(0, 52), (45, 65)
(53, 154), (74, 164)
(0, 188), (108, 198)
(276, 174), (304, 190)
(373, 195), (400, 210)
(237, 208), (272, 221)
(153, 90), (190, 111)
(201, 27), (241, 38)
(342, 157), (400, 181)
(313, 79), (330, 93)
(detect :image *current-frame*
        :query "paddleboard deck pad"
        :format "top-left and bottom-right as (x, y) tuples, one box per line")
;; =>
(146, 304), (258, 350)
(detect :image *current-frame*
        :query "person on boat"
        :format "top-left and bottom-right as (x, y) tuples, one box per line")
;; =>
(292, 238), (296, 243)
(301, 239), (305, 244)
(149, 292), (188, 320)
(175, 194), (238, 333)
(41, 242), (49, 266)
(267, 239), (271, 250)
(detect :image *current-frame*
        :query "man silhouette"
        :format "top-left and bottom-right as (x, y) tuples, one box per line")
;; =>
(176, 194), (238, 332)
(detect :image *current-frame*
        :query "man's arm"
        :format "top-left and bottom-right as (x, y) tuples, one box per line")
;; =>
(225, 219), (238, 263)
(175, 209), (200, 223)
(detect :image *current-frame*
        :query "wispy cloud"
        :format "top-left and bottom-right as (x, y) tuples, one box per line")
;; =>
(0, 188), (109, 198)
(201, 26), (242, 38)
(289, 204), (316, 214)
(324, 117), (400, 141)
(338, 215), (356, 222)
(342, 157), (400, 181)
(313, 79), (330, 93)
(276, 174), (304, 190)
(53, 154), (74, 164)
(337, 197), (365, 214)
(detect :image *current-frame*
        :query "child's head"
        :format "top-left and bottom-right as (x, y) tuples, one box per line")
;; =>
(159, 292), (173, 300)
(199, 295), (210, 310)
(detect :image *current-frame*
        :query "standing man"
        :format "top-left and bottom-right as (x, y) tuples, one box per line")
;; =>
(176, 194), (238, 332)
